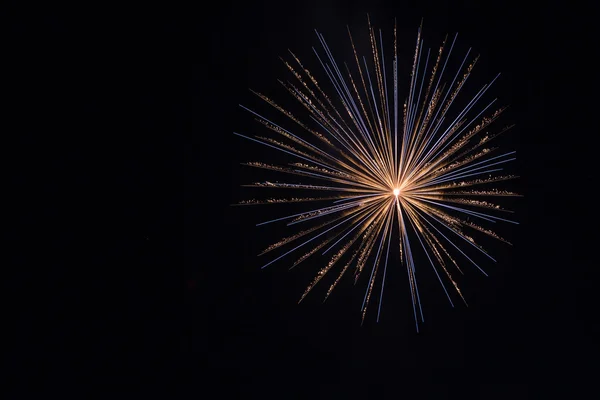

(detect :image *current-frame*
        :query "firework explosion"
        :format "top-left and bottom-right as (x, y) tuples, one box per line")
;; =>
(234, 18), (519, 330)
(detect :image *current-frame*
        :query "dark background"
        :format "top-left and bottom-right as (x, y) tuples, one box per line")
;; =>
(192, 0), (594, 390)
(3, 0), (590, 393)
(193, 0), (596, 390)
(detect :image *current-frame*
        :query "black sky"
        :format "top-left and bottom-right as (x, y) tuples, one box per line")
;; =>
(193, 0), (593, 393)
(3, 0), (592, 393)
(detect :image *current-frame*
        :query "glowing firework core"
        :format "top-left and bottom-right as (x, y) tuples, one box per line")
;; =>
(234, 19), (519, 330)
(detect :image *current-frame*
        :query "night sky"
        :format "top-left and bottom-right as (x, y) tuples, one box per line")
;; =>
(193, 0), (592, 393)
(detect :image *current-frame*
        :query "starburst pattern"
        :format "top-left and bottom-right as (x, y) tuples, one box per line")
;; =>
(234, 18), (519, 330)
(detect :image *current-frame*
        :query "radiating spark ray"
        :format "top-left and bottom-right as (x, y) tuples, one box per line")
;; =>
(235, 196), (351, 206)
(260, 210), (368, 269)
(426, 158), (515, 186)
(418, 98), (501, 175)
(410, 196), (499, 223)
(313, 32), (393, 182)
(323, 202), (384, 254)
(361, 200), (394, 322)
(255, 196), (377, 226)
(299, 210), (379, 303)
(233, 132), (344, 175)
(409, 204), (491, 274)
(378, 29), (393, 157)
(397, 201), (424, 328)
(406, 210), (455, 307)
(426, 151), (516, 183)
(410, 168), (505, 190)
(411, 200), (498, 261)
(288, 195), (385, 226)
(333, 193), (382, 204)
(404, 46), (472, 179)
(377, 208), (394, 322)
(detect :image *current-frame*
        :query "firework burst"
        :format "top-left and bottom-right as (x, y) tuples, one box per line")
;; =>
(234, 18), (519, 330)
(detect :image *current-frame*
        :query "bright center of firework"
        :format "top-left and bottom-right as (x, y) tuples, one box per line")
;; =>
(393, 188), (401, 196)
